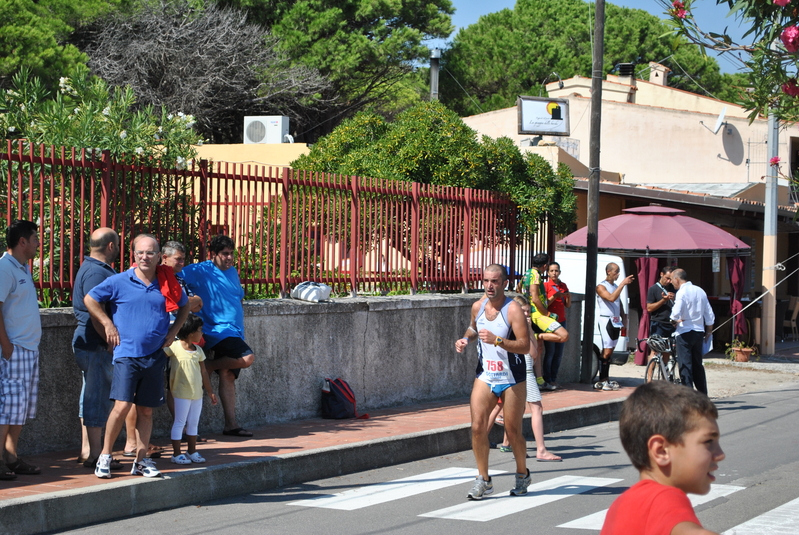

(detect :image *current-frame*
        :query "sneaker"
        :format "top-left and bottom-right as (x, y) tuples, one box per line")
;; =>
(498, 445), (513, 453)
(593, 381), (606, 390)
(170, 454), (192, 465)
(187, 452), (206, 463)
(467, 476), (494, 500)
(540, 382), (558, 391)
(603, 381), (620, 391)
(510, 469), (532, 496)
(95, 454), (112, 479)
(131, 457), (161, 478)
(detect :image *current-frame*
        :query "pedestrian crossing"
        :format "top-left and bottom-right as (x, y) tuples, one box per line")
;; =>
(288, 467), (795, 532)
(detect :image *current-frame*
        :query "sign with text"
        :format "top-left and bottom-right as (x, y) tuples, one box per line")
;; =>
(517, 96), (570, 136)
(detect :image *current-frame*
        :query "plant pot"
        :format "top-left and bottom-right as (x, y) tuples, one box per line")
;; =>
(732, 348), (752, 362)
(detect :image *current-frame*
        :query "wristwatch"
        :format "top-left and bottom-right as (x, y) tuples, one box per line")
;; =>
(494, 337), (503, 347)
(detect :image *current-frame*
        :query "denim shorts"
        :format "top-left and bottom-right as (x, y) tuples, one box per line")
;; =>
(110, 350), (167, 408)
(73, 347), (114, 427)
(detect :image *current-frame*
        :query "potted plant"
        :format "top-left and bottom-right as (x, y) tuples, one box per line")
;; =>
(725, 339), (758, 362)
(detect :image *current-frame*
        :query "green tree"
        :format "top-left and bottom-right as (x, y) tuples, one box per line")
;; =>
(222, 0), (455, 141)
(0, 0), (124, 89)
(440, 0), (737, 116)
(293, 101), (576, 234)
(659, 0), (799, 124)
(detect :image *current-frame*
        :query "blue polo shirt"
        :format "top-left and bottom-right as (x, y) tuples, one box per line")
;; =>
(88, 268), (187, 360)
(72, 256), (116, 350)
(180, 260), (245, 347)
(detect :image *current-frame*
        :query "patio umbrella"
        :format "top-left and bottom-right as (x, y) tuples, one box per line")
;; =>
(558, 206), (751, 358)
(558, 206), (750, 256)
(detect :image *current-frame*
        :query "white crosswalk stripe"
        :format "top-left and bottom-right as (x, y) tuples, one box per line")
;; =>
(286, 468), (797, 532)
(722, 496), (799, 535)
(287, 467), (506, 511)
(558, 484), (745, 530)
(419, 475), (621, 522)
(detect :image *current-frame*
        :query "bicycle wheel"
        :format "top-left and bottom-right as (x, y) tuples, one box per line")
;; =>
(645, 358), (667, 383)
(669, 359), (681, 385)
(591, 345), (600, 382)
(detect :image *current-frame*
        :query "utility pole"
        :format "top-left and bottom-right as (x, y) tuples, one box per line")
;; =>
(430, 48), (441, 101)
(762, 112), (779, 355)
(582, 0), (605, 383)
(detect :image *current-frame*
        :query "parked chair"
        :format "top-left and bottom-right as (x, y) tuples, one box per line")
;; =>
(783, 297), (799, 341)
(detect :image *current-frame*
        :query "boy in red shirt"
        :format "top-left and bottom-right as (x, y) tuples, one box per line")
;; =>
(601, 382), (725, 535)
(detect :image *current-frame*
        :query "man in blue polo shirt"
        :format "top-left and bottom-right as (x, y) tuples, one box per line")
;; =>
(72, 227), (121, 470)
(86, 234), (189, 478)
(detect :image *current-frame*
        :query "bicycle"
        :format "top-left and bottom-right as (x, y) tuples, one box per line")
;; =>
(637, 335), (680, 384)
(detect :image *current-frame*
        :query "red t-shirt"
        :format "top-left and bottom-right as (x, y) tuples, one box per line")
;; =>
(601, 480), (701, 535)
(544, 279), (569, 321)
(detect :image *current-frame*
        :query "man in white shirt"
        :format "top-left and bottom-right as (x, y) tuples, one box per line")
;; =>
(669, 269), (715, 394)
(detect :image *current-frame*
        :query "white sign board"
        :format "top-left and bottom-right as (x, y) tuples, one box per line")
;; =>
(517, 96), (570, 136)
(712, 250), (720, 273)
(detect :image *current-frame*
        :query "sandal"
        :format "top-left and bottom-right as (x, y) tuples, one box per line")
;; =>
(0, 461), (16, 480)
(170, 454), (192, 465)
(7, 458), (40, 475)
(495, 415), (505, 426)
(222, 427), (253, 437)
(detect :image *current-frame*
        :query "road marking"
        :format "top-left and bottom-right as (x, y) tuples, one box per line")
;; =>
(723, 496), (799, 534)
(419, 475), (621, 522)
(558, 484), (746, 530)
(288, 467), (505, 511)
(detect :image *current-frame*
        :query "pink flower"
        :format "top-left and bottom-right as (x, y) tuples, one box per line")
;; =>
(770, 156), (781, 166)
(782, 79), (799, 97)
(775, 0), (791, 6)
(672, 0), (684, 7)
(781, 26), (799, 53)
(676, 8), (687, 18)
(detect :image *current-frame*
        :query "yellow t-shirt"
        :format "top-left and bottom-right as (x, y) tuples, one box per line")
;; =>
(165, 340), (206, 400)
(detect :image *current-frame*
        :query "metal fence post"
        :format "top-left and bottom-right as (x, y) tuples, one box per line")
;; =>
(350, 175), (359, 297)
(410, 182), (419, 295)
(100, 150), (112, 228)
(198, 159), (209, 260)
(280, 167), (290, 298)
(462, 188), (472, 293)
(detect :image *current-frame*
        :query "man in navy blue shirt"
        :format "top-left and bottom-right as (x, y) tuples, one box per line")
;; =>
(72, 227), (120, 470)
(86, 234), (188, 478)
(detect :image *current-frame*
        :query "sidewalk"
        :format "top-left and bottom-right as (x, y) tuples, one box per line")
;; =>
(0, 381), (631, 534)
(3, 341), (798, 534)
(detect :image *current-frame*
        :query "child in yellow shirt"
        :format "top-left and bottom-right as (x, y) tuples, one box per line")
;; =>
(165, 314), (217, 465)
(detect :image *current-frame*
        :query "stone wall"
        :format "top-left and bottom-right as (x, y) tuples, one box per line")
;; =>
(20, 294), (584, 455)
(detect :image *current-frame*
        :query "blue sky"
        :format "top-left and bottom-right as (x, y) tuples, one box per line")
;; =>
(429, 0), (747, 74)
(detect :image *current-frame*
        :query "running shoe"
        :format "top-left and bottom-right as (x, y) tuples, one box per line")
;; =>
(540, 382), (558, 391)
(593, 381), (606, 390)
(498, 445), (512, 453)
(603, 381), (620, 391)
(467, 476), (493, 500)
(94, 454), (112, 479)
(510, 469), (532, 496)
(131, 457), (161, 478)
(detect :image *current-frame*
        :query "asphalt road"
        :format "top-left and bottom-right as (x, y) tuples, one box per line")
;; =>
(61, 384), (799, 534)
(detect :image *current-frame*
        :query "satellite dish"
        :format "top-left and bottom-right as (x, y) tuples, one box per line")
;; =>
(712, 107), (727, 135)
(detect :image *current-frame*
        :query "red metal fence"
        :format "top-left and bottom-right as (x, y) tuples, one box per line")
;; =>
(1, 141), (546, 304)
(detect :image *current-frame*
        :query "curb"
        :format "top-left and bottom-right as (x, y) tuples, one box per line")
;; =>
(1, 397), (626, 534)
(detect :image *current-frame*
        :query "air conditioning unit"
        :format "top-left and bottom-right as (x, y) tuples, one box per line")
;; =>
(243, 116), (290, 144)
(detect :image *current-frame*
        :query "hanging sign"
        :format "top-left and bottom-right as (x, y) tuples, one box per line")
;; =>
(712, 250), (720, 273)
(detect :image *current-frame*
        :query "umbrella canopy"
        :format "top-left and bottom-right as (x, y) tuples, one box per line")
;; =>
(557, 206), (750, 257)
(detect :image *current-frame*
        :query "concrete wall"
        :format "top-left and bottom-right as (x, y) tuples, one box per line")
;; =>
(21, 294), (585, 456)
